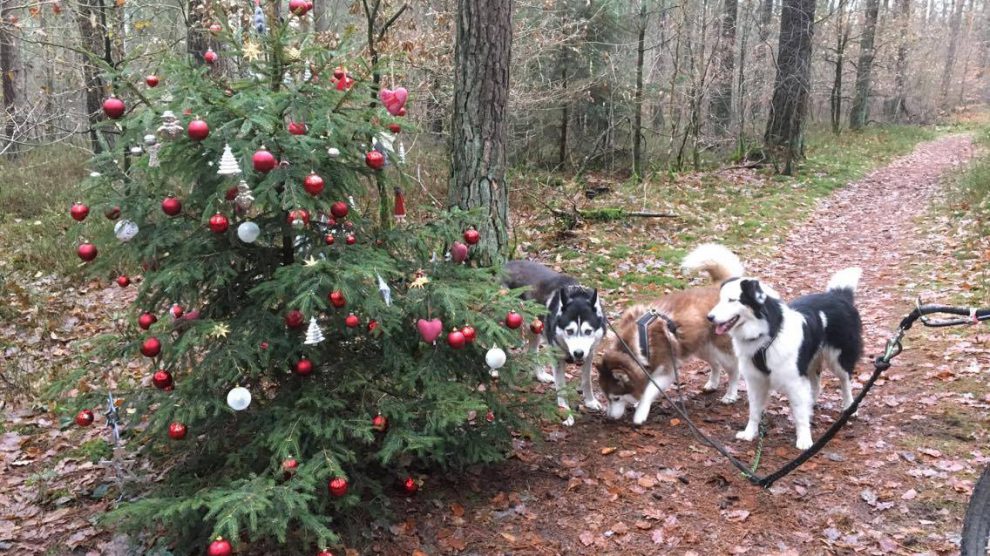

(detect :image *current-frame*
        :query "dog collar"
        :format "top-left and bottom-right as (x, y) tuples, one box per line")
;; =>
(636, 309), (678, 360)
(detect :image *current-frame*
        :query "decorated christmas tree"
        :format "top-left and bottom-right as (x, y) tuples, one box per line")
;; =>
(59, 5), (551, 554)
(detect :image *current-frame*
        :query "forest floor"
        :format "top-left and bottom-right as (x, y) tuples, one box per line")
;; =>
(373, 133), (990, 555)
(1, 124), (989, 555)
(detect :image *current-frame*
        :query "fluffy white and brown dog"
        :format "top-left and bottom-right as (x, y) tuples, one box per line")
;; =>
(707, 267), (863, 449)
(596, 244), (744, 425)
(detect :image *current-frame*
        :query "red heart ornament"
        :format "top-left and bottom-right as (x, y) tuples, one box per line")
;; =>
(416, 318), (443, 344)
(379, 87), (408, 116)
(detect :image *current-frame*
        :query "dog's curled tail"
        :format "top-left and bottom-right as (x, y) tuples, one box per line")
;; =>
(681, 243), (744, 283)
(827, 267), (862, 300)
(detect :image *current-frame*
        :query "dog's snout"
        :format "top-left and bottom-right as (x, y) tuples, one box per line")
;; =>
(706, 313), (715, 323)
(572, 349), (585, 360)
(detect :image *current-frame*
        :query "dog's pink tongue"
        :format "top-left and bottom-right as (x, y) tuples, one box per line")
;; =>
(715, 322), (730, 335)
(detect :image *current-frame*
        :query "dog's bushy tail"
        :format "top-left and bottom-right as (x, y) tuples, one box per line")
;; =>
(827, 267), (862, 301)
(681, 243), (744, 283)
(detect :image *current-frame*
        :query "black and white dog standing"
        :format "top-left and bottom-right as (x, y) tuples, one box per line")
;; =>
(505, 260), (606, 426)
(707, 267), (863, 449)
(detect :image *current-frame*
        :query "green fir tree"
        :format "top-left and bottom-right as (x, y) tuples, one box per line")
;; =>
(57, 6), (554, 554)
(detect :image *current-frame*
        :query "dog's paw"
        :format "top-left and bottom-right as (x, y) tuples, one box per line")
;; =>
(719, 393), (738, 404)
(702, 382), (719, 393)
(795, 436), (813, 450)
(561, 414), (575, 427)
(535, 370), (555, 384)
(735, 429), (756, 442)
(583, 398), (603, 412)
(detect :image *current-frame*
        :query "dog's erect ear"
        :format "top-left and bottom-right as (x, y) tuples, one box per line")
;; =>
(558, 286), (570, 307)
(589, 288), (599, 308)
(613, 369), (631, 386)
(740, 279), (767, 305)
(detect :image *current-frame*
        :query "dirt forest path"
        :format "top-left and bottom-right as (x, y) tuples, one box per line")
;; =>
(379, 134), (987, 555)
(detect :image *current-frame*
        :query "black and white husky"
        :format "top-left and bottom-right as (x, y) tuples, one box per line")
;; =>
(707, 267), (863, 449)
(505, 260), (606, 426)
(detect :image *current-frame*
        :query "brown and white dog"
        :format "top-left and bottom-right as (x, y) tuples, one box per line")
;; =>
(596, 244), (743, 425)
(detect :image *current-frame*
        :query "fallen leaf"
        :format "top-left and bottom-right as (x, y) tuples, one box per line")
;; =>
(600, 446), (617, 456)
(578, 531), (594, 546)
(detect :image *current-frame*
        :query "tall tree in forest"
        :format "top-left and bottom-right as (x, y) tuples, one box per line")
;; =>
(891, 0), (911, 119)
(449, 0), (512, 264)
(828, 0), (851, 133)
(75, 0), (113, 153)
(849, 0), (879, 130)
(710, 0), (738, 135)
(764, 0), (816, 174)
(941, 0), (965, 102)
(633, 1), (648, 178)
(187, 0), (209, 64)
(0, 0), (17, 157)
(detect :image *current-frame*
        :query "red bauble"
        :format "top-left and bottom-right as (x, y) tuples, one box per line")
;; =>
(330, 201), (349, 219)
(328, 477), (348, 497)
(317, 551), (334, 556)
(333, 67), (346, 80)
(289, 0), (307, 15)
(145, 75), (159, 87)
(303, 173), (325, 196)
(260, 341), (269, 350)
(138, 312), (157, 330)
(208, 22), (222, 34)
(116, 275), (131, 288)
(75, 409), (94, 427)
(335, 76), (354, 91)
(450, 241), (469, 263)
(447, 329), (466, 349)
(285, 309), (305, 329)
(288, 121), (307, 135)
(141, 336), (162, 357)
(207, 538), (231, 556)
(77, 242), (98, 262)
(328, 290), (346, 308)
(287, 209), (310, 227)
(324, 234), (335, 245)
(250, 148), (276, 173)
(293, 358), (313, 376)
(461, 325), (476, 343)
(486, 409), (495, 423)
(345, 234), (356, 245)
(152, 369), (173, 390)
(103, 97), (125, 119)
(225, 186), (238, 201)
(367, 319), (378, 332)
(402, 476), (418, 495)
(371, 414), (388, 432)
(365, 151), (385, 170)
(168, 421), (187, 440)
(505, 311), (523, 329)
(209, 213), (229, 233)
(463, 228), (480, 245)
(104, 206), (121, 220)
(170, 304), (184, 318)
(530, 319), (544, 335)
(70, 202), (89, 221)
(161, 196), (182, 216)
(187, 118), (209, 141)
(388, 123), (401, 134)
(204, 49), (218, 64)
(282, 458), (299, 474)
(345, 314), (359, 328)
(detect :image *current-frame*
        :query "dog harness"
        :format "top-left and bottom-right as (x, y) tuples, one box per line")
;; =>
(636, 309), (678, 360)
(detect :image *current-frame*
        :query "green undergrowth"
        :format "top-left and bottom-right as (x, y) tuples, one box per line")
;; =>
(519, 123), (948, 300)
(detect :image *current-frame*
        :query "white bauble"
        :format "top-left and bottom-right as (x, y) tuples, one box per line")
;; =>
(226, 386), (252, 411)
(327, 147), (341, 158)
(114, 219), (139, 242)
(485, 346), (507, 370)
(237, 221), (261, 243)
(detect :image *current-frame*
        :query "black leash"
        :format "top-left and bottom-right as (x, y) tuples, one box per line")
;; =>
(605, 302), (990, 488)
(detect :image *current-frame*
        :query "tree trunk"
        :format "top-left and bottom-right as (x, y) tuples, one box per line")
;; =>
(633, 2), (647, 179)
(892, 0), (911, 119)
(829, 4), (849, 134)
(849, 0), (879, 130)
(710, 0), (737, 135)
(941, 0), (965, 102)
(449, 0), (512, 264)
(76, 0), (111, 153)
(764, 0), (816, 175)
(750, 0), (774, 132)
(0, 0), (17, 157)
(187, 0), (209, 64)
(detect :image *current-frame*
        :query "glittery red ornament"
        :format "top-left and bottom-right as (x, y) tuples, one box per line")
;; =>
(285, 309), (305, 329)
(505, 311), (523, 329)
(70, 202), (89, 221)
(103, 97), (125, 119)
(345, 313), (359, 328)
(161, 196), (182, 216)
(293, 358), (313, 376)
(141, 336), (162, 357)
(402, 476), (418, 495)
(463, 228), (480, 245)
(75, 409), (94, 426)
(145, 75), (159, 87)
(77, 242), (98, 262)
(208, 213), (229, 233)
(303, 173), (325, 196)
(328, 290), (346, 308)
(116, 275), (131, 287)
(530, 319), (544, 335)
(253, 148), (277, 173)
(447, 329), (466, 349)
(168, 421), (187, 440)
(328, 477), (348, 497)
(207, 537), (231, 556)
(152, 369), (173, 390)
(365, 151), (385, 170)
(461, 325), (476, 343)
(371, 414), (388, 432)
(138, 312), (157, 330)
(187, 118), (209, 140)
(330, 201), (348, 218)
